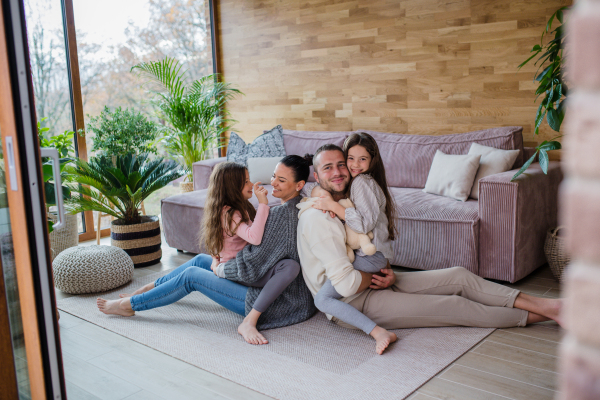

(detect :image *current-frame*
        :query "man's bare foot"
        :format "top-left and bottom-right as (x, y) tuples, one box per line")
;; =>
(237, 319), (268, 345)
(97, 298), (135, 317)
(545, 298), (564, 327)
(370, 326), (397, 355)
(119, 282), (155, 298)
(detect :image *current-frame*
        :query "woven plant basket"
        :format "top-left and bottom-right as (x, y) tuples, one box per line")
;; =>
(111, 215), (162, 268)
(180, 181), (194, 193)
(48, 213), (79, 261)
(544, 226), (570, 282)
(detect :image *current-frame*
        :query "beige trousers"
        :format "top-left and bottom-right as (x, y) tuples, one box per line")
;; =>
(333, 266), (529, 330)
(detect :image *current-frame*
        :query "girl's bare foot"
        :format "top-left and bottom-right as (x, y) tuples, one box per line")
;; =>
(120, 282), (155, 298)
(97, 298), (135, 317)
(237, 319), (268, 345)
(370, 326), (397, 355)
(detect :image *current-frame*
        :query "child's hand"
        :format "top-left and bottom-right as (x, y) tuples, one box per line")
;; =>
(312, 195), (337, 213)
(254, 182), (269, 205)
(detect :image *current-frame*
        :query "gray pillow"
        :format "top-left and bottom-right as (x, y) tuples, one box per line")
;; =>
(226, 125), (286, 166)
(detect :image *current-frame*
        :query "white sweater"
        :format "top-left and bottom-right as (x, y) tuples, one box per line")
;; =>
(297, 207), (362, 299)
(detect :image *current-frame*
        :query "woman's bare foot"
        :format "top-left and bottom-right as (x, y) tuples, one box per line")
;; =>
(237, 318), (268, 345)
(370, 326), (397, 355)
(119, 282), (155, 298)
(97, 298), (135, 317)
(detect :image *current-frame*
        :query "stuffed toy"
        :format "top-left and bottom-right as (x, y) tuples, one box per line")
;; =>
(297, 197), (376, 262)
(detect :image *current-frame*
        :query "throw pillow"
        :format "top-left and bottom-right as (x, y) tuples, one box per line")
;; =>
(226, 132), (248, 165)
(248, 157), (283, 184)
(423, 150), (481, 202)
(226, 125), (286, 166)
(468, 143), (520, 199)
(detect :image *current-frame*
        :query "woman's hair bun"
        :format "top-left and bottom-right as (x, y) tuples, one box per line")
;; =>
(303, 153), (314, 166)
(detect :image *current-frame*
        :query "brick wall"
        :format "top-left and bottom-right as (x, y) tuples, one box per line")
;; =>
(559, 0), (600, 398)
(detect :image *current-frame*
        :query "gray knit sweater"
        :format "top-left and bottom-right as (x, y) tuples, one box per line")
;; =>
(222, 195), (317, 329)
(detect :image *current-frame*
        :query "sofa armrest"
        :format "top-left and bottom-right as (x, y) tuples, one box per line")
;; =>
(478, 162), (563, 282)
(192, 157), (226, 191)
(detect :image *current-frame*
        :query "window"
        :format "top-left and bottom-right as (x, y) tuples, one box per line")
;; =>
(25, 0), (216, 238)
(72, 0), (214, 230)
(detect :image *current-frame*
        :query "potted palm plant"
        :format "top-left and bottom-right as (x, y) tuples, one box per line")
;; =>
(66, 153), (184, 267)
(132, 57), (242, 192)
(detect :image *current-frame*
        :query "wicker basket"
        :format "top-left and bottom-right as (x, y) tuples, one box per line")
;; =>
(180, 181), (194, 193)
(48, 213), (79, 261)
(111, 215), (162, 268)
(544, 226), (570, 282)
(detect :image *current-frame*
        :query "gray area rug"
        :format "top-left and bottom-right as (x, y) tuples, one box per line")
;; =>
(57, 271), (494, 400)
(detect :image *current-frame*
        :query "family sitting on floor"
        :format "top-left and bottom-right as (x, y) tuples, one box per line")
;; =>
(97, 132), (563, 355)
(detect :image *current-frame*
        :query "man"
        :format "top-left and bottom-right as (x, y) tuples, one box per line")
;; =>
(297, 144), (562, 340)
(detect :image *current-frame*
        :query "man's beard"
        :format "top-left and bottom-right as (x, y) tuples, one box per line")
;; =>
(319, 178), (349, 199)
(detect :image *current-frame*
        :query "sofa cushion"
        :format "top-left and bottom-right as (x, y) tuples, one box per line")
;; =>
(389, 188), (479, 273)
(359, 127), (524, 188)
(468, 143), (520, 200)
(423, 150), (481, 202)
(248, 157), (283, 185)
(282, 130), (351, 182)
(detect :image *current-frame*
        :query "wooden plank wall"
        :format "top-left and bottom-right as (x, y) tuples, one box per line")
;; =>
(217, 0), (571, 150)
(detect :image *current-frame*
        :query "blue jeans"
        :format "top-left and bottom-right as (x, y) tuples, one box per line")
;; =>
(129, 254), (247, 316)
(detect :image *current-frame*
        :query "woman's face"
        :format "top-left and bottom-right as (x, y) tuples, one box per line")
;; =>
(271, 163), (304, 202)
(346, 145), (372, 177)
(242, 170), (254, 200)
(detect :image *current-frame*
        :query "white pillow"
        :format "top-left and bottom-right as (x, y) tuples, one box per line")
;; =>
(423, 150), (481, 202)
(247, 157), (283, 184)
(468, 143), (520, 199)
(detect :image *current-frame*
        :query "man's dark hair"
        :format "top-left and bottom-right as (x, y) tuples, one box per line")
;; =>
(308, 144), (344, 170)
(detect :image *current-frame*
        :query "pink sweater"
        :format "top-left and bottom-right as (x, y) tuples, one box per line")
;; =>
(218, 203), (269, 263)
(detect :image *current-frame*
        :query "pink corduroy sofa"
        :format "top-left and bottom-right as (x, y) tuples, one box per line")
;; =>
(161, 127), (563, 283)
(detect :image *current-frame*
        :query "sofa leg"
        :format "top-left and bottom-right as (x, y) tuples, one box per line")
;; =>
(177, 249), (183, 253)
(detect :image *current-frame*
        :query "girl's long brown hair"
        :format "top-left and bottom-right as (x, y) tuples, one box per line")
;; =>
(201, 162), (257, 258)
(343, 132), (397, 241)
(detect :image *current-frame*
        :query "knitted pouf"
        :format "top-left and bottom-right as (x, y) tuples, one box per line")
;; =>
(52, 245), (134, 294)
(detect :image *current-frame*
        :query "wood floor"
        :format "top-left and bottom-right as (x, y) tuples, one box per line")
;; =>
(37, 237), (561, 400)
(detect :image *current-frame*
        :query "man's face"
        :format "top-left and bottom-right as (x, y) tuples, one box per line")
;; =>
(314, 150), (350, 196)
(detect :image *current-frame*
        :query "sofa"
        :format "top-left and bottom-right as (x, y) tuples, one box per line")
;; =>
(161, 127), (563, 283)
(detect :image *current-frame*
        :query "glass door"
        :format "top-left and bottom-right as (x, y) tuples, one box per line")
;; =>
(0, 0), (66, 398)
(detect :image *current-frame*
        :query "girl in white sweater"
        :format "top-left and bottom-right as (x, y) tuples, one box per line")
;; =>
(307, 132), (398, 354)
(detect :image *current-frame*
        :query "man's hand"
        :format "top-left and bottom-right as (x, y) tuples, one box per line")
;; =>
(370, 268), (396, 289)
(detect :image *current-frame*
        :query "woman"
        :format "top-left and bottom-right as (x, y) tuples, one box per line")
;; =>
(97, 155), (316, 345)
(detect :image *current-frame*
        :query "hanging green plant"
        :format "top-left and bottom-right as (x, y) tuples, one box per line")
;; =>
(512, 6), (569, 181)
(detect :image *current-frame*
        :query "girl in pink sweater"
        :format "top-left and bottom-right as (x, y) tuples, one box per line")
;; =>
(105, 162), (301, 345)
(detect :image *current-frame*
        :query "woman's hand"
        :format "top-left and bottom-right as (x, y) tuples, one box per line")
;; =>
(370, 268), (396, 289)
(210, 257), (220, 275)
(254, 182), (269, 205)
